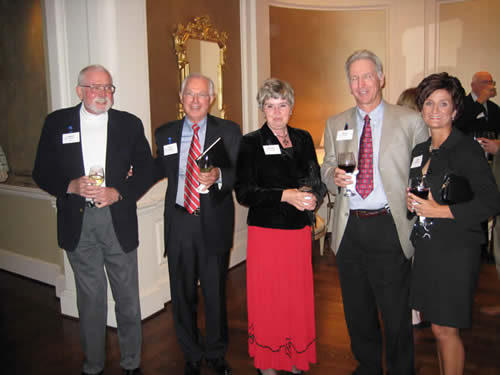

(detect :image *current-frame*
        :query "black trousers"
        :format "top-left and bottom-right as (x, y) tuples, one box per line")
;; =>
(166, 205), (230, 362)
(336, 212), (414, 375)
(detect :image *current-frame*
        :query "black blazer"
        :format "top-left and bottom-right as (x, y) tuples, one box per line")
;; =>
(154, 114), (242, 255)
(33, 103), (154, 252)
(455, 93), (500, 136)
(235, 123), (327, 229)
(408, 127), (500, 245)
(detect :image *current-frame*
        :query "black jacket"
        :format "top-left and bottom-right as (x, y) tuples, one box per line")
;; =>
(455, 94), (500, 136)
(235, 123), (326, 229)
(154, 114), (242, 255)
(408, 127), (500, 245)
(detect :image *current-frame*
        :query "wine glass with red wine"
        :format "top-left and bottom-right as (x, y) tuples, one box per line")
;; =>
(408, 175), (429, 222)
(338, 152), (357, 197)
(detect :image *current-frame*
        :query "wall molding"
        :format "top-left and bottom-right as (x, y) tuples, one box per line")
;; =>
(0, 184), (54, 201)
(269, 0), (390, 11)
(0, 248), (65, 297)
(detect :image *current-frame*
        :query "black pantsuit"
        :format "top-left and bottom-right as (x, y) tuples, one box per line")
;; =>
(337, 213), (414, 375)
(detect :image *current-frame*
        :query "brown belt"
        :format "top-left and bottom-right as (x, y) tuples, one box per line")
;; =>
(350, 207), (390, 218)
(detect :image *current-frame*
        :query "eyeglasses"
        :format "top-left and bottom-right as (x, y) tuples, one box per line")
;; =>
(80, 84), (116, 93)
(479, 80), (496, 86)
(263, 102), (290, 112)
(183, 92), (211, 100)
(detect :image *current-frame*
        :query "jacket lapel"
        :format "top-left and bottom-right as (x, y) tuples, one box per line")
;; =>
(173, 119), (183, 178)
(204, 114), (219, 150)
(379, 100), (393, 162)
(70, 103), (85, 177)
(348, 109), (359, 156)
(105, 109), (116, 179)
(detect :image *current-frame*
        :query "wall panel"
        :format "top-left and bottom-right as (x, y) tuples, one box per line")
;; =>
(270, 6), (386, 146)
(438, 0), (500, 103)
(0, 0), (48, 181)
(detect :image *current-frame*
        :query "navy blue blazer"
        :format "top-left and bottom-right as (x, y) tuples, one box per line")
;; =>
(33, 103), (154, 252)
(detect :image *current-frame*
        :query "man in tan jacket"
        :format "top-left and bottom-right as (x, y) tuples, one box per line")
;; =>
(321, 50), (427, 374)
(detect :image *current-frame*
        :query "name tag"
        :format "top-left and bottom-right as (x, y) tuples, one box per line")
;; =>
(336, 129), (353, 141)
(163, 143), (178, 156)
(62, 132), (80, 144)
(263, 144), (281, 155)
(411, 155), (423, 168)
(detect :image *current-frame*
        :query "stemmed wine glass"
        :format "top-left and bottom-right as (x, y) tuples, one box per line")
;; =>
(196, 154), (213, 194)
(88, 165), (104, 186)
(408, 175), (429, 223)
(88, 165), (104, 205)
(338, 152), (357, 197)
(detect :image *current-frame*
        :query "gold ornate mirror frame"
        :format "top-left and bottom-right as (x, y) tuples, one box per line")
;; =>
(173, 15), (228, 119)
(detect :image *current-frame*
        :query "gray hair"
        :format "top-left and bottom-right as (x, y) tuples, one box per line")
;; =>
(77, 64), (113, 86)
(256, 78), (295, 110)
(345, 49), (384, 81)
(180, 73), (215, 95)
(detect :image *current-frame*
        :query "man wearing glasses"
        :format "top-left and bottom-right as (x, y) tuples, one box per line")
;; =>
(456, 71), (500, 138)
(154, 73), (241, 375)
(456, 72), (500, 315)
(33, 64), (153, 375)
(455, 72), (500, 264)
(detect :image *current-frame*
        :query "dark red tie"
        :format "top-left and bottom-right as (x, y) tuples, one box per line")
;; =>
(184, 123), (201, 213)
(356, 115), (374, 199)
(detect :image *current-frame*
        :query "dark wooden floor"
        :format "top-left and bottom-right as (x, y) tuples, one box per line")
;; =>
(1, 240), (500, 374)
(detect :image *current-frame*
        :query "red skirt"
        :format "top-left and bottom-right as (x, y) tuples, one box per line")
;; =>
(247, 225), (316, 371)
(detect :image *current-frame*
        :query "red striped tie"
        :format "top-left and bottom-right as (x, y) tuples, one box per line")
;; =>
(356, 115), (374, 199)
(184, 123), (201, 213)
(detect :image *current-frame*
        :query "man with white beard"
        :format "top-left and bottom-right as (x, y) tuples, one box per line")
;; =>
(33, 64), (153, 375)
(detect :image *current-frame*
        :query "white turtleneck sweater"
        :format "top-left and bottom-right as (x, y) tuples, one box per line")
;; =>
(80, 105), (108, 186)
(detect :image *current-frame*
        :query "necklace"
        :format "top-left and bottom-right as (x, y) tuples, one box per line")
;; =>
(272, 131), (290, 146)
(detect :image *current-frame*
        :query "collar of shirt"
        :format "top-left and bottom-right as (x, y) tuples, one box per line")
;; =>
(80, 104), (108, 125)
(183, 116), (207, 136)
(356, 100), (384, 129)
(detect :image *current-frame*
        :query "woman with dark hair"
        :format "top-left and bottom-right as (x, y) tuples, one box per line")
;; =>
(407, 72), (500, 374)
(235, 78), (326, 375)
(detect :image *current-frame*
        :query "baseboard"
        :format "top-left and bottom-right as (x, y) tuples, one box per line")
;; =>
(60, 275), (173, 328)
(0, 248), (63, 294)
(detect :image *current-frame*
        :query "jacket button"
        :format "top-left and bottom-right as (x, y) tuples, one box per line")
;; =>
(80, 208), (83, 213)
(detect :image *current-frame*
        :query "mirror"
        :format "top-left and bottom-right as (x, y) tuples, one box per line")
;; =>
(173, 15), (228, 119)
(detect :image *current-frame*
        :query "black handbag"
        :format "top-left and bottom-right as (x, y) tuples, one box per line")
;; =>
(440, 173), (473, 204)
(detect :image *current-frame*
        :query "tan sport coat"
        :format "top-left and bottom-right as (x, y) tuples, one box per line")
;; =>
(321, 101), (428, 259)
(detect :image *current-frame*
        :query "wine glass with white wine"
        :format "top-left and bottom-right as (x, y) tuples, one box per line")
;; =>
(88, 166), (104, 205)
(88, 166), (104, 186)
